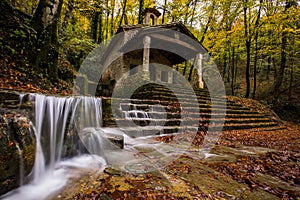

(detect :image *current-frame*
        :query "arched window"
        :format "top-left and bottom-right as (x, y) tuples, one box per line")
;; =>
(149, 14), (156, 26)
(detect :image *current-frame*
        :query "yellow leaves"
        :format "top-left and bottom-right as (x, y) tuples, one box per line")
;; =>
(85, 188), (93, 195)
(108, 176), (133, 192)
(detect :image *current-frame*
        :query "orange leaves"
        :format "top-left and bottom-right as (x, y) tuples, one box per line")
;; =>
(167, 159), (192, 174)
(8, 141), (14, 147)
(220, 124), (300, 152)
(22, 123), (30, 129)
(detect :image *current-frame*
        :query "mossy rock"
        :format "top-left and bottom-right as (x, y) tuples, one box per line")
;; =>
(0, 111), (35, 195)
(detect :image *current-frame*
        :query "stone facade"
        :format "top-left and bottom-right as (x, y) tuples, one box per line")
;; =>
(96, 7), (206, 97)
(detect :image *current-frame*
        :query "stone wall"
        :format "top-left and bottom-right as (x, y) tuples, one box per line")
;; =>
(97, 48), (177, 97)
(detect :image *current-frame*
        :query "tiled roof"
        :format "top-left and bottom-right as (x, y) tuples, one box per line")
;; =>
(117, 22), (182, 33)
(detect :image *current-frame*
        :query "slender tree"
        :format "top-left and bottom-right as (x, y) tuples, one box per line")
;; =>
(199, 0), (216, 44)
(243, 0), (251, 98)
(273, 0), (297, 97)
(252, 0), (262, 98)
(119, 0), (127, 27)
(110, 0), (115, 36)
(98, 10), (103, 43)
(162, 0), (167, 24)
(138, 0), (144, 24)
(231, 46), (235, 95)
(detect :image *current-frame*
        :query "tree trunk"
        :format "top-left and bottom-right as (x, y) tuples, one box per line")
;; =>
(266, 56), (271, 81)
(162, 0), (167, 24)
(61, 0), (74, 34)
(105, 0), (109, 40)
(288, 64), (293, 100)
(138, 0), (144, 24)
(252, 0), (262, 99)
(188, 58), (196, 81)
(253, 39), (258, 99)
(234, 53), (239, 92)
(183, 61), (187, 76)
(273, 29), (287, 97)
(124, 14), (128, 24)
(119, 0), (127, 27)
(273, 0), (297, 97)
(222, 53), (227, 82)
(98, 10), (103, 43)
(92, 11), (100, 42)
(30, 0), (64, 81)
(243, 0), (251, 98)
(199, 0), (215, 43)
(245, 41), (251, 98)
(190, 0), (198, 27)
(227, 47), (231, 83)
(110, 0), (115, 36)
(231, 46), (235, 95)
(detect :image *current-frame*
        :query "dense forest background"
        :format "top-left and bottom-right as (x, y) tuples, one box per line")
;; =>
(0, 0), (299, 121)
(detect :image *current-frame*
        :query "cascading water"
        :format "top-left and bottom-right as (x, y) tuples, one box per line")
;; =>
(1, 93), (199, 199)
(1, 94), (107, 200)
(15, 144), (24, 186)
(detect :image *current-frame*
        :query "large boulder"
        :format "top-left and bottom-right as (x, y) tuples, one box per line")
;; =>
(0, 109), (35, 195)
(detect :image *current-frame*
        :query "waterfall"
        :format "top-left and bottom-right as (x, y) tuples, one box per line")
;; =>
(1, 94), (105, 200)
(30, 94), (103, 182)
(15, 144), (24, 186)
(125, 110), (149, 119)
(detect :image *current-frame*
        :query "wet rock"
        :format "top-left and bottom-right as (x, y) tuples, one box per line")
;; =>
(94, 127), (124, 149)
(103, 167), (124, 176)
(101, 131), (124, 149)
(0, 110), (35, 195)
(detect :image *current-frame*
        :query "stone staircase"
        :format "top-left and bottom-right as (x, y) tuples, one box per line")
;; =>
(0, 88), (282, 139)
(103, 83), (281, 137)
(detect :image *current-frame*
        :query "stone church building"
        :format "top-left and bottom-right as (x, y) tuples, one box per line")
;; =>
(97, 7), (207, 96)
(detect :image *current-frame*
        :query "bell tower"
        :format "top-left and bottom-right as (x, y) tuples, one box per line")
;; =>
(142, 7), (161, 26)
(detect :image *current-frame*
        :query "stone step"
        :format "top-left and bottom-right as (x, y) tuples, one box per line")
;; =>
(183, 107), (255, 114)
(249, 125), (286, 132)
(119, 106), (249, 115)
(103, 112), (268, 125)
(118, 98), (239, 108)
(160, 112), (266, 119)
(134, 88), (223, 97)
(119, 102), (245, 111)
(132, 84), (212, 97)
(133, 93), (227, 104)
(105, 120), (279, 132)
(214, 122), (279, 131)
(115, 118), (274, 127)
(118, 120), (279, 137)
(114, 98), (239, 107)
(120, 125), (199, 138)
(105, 118), (272, 126)
(132, 91), (226, 102)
